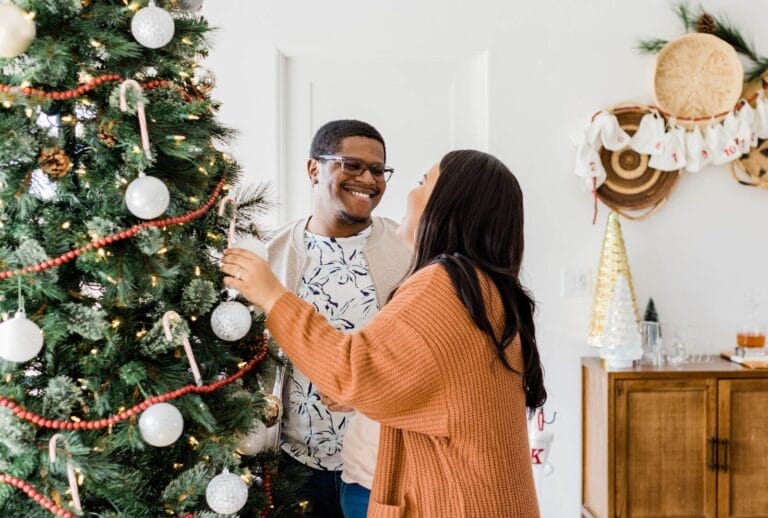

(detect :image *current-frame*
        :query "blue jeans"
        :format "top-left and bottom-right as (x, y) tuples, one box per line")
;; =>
(340, 480), (370, 518)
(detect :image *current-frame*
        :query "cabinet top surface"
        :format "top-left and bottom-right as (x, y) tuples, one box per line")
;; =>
(581, 356), (768, 378)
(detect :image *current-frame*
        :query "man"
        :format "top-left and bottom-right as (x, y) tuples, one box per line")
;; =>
(267, 120), (411, 517)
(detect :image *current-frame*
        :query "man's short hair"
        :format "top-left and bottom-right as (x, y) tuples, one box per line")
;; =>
(310, 120), (386, 161)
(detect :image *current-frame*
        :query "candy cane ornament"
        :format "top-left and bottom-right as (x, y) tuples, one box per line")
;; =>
(163, 311), (203, 386)
(217, 196), (268, 261)
(119, 79), (152, 160)
(48, 434), (83, 516)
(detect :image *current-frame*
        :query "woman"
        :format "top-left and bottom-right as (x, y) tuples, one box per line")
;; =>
(222, 150), (546, 517)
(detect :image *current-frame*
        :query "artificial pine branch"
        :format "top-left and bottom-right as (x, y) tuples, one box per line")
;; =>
(675, 3), (697, 32)
(712, 16), (761, 63)
(637, 38), (668, 54)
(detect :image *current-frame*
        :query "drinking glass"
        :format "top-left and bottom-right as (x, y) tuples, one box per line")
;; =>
(640, 321), (662, 366)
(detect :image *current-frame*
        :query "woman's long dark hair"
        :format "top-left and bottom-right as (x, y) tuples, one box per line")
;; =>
(410, 150), (546, 410)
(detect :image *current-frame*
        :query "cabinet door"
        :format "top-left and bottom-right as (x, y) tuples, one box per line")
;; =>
(717, 379), (768, 518)
(615, 379), (717, 518)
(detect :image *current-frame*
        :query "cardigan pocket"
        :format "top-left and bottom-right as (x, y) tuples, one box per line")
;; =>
(369, 501), (406, 518)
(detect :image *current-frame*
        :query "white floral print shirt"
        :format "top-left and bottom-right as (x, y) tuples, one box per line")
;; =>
(280, 226), (378, 470)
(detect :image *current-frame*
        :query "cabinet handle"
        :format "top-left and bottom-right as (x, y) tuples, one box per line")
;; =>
(708, 437), (718, 471)
(720, 439), (729, 472)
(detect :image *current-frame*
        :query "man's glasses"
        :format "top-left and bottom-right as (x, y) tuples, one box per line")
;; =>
(315, 154), (394, 183)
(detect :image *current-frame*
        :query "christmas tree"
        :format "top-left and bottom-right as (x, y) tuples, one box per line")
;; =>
(0, 1), (295, 516)
(643, 298), (658, 322)
(599, 274), (643, 367)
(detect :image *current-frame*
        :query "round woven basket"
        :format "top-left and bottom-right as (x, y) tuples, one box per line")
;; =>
(597, 105), (681, 219)
(654, 33), (743, 127)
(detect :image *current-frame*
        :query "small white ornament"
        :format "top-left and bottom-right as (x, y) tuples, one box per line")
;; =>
(210, 301), (251, 341)
(206, 469), (249, 515)
(0, 4), (36, 58)
(236, 419), (269, 456)
(125, 175), (170, 220)
(138, 402), (184, 447)
(176, 0), (204, 11)
(131, 0), (175, 49)
(232, 237), (268, 261)
(0, 308), (44, 363)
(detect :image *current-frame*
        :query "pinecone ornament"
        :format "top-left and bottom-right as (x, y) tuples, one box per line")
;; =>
(696, 13), (717, 34)
(38, 148), (72, 178)
(98, 120), (117, 147)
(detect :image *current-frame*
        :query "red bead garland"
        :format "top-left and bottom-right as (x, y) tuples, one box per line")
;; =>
(0, 74), (193, 102)
(261, 464), (273, 518)
(0, 474), (75, 518)
(0, 337), (266, 430)
(0, 178), (226, 280)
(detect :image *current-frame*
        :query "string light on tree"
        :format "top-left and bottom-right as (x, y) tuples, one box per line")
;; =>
(205, 469), (248, 515)
(0, 3), (36, 58)
(131, 0), (175, 49)
(138, 402), (184, 447)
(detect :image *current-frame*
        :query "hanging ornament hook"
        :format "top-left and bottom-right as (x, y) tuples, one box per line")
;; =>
(162, 311), (203, 386)
(119, 79), (152, 160)
(16, 275), (23, 313)
(48, 434), (83, 516)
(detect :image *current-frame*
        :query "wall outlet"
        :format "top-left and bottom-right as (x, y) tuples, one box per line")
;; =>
(562, 267), (591, 297)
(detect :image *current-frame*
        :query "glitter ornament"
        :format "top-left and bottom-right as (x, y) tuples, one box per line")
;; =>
(236, 419), (269, 456)
(206, 469), (248, 515)
(125, 174), (170, 220)
(0, 4), (36, 58)
(131, 0), (175, 49)
(138, 403), (184, 447)
(210, 301), (251, 341)
(191, 66), (215, 94)
(0, 308), (44, 363)
(232, 237), (268, 261)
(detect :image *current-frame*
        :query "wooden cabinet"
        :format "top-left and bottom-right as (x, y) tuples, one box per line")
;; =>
(582, 357), (768, 518)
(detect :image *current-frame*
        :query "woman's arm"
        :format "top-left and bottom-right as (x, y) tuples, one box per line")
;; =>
(221, 248), (449, 436)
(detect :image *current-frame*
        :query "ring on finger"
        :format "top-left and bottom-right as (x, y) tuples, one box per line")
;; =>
(235, 268), (242, 280)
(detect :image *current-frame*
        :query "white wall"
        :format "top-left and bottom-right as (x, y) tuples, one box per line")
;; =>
(203, 1), (768, 516)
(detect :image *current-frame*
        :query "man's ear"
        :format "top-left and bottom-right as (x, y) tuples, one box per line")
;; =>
(307, 158), (319, 185)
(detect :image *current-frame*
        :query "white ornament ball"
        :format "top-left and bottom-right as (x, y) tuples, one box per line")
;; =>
(232, 237), (269, 261)
(0, 4), (36, 58)
(210, 301), (251, 341)
(236, 419), (269, 456)
(131, 1), (175, 49)
(125, 175), (170, 220)
(138, 403), (184, 447)
(206, 469), (248, 515)
(0, 309), (44, 363)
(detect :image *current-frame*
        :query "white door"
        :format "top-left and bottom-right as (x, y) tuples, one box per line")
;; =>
(281, 54), (488, 224)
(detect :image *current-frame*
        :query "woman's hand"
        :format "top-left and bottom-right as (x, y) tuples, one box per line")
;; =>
(319, 392), (353, 413)
(220, 248), (288, 313)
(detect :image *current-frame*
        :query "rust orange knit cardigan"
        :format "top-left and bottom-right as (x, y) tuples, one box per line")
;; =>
(266, 264), (539, 518)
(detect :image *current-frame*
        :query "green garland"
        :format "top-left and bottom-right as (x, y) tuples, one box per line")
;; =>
(638, 3), (768, 81)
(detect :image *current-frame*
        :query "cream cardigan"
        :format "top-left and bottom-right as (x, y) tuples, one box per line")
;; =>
(266, 264), (540, 517)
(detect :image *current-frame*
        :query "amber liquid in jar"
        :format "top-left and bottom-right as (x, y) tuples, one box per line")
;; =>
(737, 333), (767, 348)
